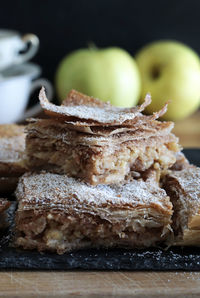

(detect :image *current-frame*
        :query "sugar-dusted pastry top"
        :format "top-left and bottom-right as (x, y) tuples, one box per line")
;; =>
(0, 124), (25, 163)
(166, 166), (200, 214)
(39, 88), (168, 127)
(16, 172), (172, 214)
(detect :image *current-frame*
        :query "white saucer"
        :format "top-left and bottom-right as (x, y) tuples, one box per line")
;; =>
(0, 62), (41, 81)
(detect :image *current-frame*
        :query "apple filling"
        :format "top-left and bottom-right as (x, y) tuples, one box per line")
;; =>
(15, 209), (171, 254)
(26, 136), (178, 185)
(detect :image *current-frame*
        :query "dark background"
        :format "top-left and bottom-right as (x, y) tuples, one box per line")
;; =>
(0, 0), (199, 84)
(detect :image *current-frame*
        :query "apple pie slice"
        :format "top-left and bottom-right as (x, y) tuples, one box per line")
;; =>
(163, 166), (200, 246)
(0, 124), (27, 194)
(25, 89), (180, 185)
(15, 172), (173, 254)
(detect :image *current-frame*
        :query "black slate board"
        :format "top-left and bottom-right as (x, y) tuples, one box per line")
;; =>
(0, 148), (200, 271)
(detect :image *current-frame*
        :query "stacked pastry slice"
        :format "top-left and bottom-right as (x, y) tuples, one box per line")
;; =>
(15, 172), (172, 254)
(26, 88), (180, 185)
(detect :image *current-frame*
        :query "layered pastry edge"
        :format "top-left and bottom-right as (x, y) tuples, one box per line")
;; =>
(14, 172), (173, 254)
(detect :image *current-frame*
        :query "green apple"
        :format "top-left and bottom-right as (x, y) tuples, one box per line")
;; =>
(135, 40), (200, 120)
(55, 47), (141, 107)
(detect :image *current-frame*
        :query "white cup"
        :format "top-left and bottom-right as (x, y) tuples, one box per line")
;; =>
(0, 29), (39, 71)
(0, 63), (53, 124)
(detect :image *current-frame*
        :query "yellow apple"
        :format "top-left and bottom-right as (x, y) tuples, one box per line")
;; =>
(135, 40), (200, 120)
(55, 47), (141, 107)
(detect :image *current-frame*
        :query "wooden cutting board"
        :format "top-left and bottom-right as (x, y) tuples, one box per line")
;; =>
(1, 111), (200, 297)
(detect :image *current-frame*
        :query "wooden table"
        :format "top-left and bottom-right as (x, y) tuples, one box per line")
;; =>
(1, 112), (200, 297)
(1, 271), (200, 297)
(173, 111), (200, 148)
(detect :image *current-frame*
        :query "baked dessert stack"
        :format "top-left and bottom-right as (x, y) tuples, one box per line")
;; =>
(26, 88), (180, 185)
(1, 90), (199, 254)
(14, 88), (183, 254)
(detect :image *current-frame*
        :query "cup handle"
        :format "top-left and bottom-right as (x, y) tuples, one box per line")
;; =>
(15, 34), (40, 64)
(17, 78), (53, 122)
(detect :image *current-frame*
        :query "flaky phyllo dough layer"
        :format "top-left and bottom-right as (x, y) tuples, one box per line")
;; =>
(26, 89), (180, 185)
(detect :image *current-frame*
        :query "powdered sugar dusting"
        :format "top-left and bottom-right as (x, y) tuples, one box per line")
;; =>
(39, 88), (152, 125)
(16, 172), (172, 213)
(167, 167), (200, 211)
